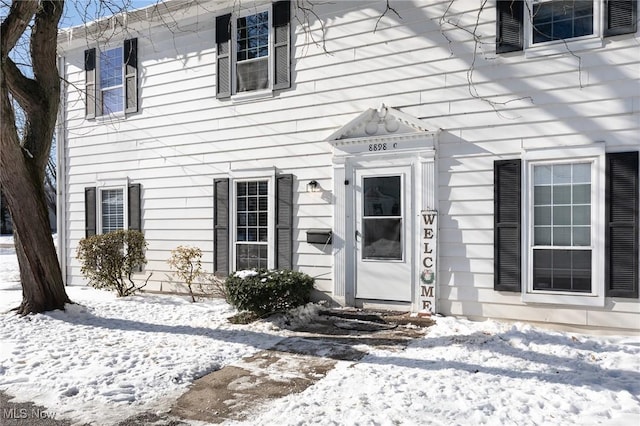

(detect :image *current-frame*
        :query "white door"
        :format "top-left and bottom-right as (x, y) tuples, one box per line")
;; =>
(355, 166), (413, 301)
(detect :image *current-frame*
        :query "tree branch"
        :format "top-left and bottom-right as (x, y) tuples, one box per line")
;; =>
(374, 0), (402, 34)
(3, 56), (41, 115)
(0, 0), (39, 58)
(31, 0), (63, 92)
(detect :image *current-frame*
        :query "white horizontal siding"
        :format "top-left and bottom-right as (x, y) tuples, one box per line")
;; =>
(59, 0), (639, 331)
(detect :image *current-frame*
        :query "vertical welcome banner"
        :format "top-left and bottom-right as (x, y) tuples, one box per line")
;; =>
(419, 210), (437, 315)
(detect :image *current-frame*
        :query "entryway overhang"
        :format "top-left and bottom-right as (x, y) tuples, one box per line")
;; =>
(327, 105), (439, 311)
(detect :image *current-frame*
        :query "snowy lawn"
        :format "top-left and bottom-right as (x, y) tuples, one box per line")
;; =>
(1, 242), (640, 425)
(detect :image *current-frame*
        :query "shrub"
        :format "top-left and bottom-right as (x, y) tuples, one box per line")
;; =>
(225, 269), (315, 316)
(167, 245), (206, 302)
(76, 230), (149, 297)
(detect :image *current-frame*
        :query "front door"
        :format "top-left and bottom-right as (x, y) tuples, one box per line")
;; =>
(355, 166), (413, 301)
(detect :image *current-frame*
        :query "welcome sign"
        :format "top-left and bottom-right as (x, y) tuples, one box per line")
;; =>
(419, 210), (437, 314)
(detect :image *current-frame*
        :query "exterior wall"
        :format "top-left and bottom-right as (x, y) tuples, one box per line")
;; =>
(58, 0), (639, 331)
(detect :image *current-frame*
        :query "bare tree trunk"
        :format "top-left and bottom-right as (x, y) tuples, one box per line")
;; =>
(0, 0), (71, 314)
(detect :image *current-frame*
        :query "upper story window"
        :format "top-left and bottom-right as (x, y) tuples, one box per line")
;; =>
(84, 38), (138, 119)
(216, 1), (291, 100)
(99, 47), (124, 114)
(532, 0), (594, 44)
(496, 0), (637, 54)
(236, 11), (270, 92)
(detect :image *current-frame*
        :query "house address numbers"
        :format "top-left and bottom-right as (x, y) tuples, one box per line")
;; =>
(368, 142), (395, 151)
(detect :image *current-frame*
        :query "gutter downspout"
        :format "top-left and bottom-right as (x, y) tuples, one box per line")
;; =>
(56, 55), (67, 285)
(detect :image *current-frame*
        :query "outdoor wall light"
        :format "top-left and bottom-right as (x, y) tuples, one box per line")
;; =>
(307, 180), (319, 193)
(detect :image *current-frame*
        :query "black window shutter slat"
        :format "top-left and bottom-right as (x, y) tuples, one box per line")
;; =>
(128, 183), (142, 232)
(496, 0), (524, 54)
(604, 0), (638, 36)
(214, 178), (230, 276)
(216, 14), (232, 98)
(85, 187), (97, 238)
(273, 1), (291, 90)
(84, 48), (96, 71)
(273, 0), (291, 27)
(606, 152), (639, 298)
(124, 38), (138, 114)
(215, 14), (231, 43)
(494, 159), (521, 292)
(84, 48), (96, 119)
(275, 174), (294, 269)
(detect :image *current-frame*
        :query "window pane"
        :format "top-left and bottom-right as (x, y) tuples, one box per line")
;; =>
(236, 243), (268, 270)
(553, 164), (572, 184)
(573, 206), (590, 226)
(573, 163), (591, 183)
(573, 227), (590, 246)
(533, 249), (592, 292)
(534, 165), (552, 185)
(248, 182), (257, 195)
(102, 88), (123, 114)
(534, 186), (551, 205)
(362, 218), (402, 260)
(237, 182), (247, 196)
(553, 226), (571, 245)
(101, 188), (124, 234)
(363, 176), (401, 217)
(237, 58), (269, 92)
(532, 0), (593, 44)
(535, 206), (551, 225)
(535, 227), (551, 245)
(573, 184), (590, 204)
(236, 180), (269, 266)
(99, 48), (123, 88)
(553, 206), (571, 225)
(553, 185), (571, 204)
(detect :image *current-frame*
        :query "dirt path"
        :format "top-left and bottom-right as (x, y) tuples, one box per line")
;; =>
(170, 309), (433, 424)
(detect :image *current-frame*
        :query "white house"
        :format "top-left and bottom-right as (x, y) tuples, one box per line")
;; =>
(56, 0), (639, 333)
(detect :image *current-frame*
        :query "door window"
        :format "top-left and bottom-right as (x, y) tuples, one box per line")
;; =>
(362, 176), (402, 260)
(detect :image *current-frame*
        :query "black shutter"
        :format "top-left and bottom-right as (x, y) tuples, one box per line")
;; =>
(275, 174), (293, 269)
(494, 159), (521, 292)
(216, 14), (232, 98)
(84, 48), (96, 119)
(128, 183), (142, 231)
(604, 0), (637, 36)
(85, 187), (97, 238)
(124, 38), (138, 114)
(272, 1), (291, 90)
(214, 178), (230, 276)
(606, 152), (639, 298)
(496, 0), (524, 53)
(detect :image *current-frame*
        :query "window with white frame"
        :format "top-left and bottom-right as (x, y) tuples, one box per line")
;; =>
(236, 10), (270, 93)
(494, 150), (639, 304)
(84, 38), (138, 118)
(531, 0), (595, 44)
(100, 188), (125, 234)
(532, 162), (592, 292)
(235, 180), (269, 269)
(99, 47), (124, 114)
(215, 1), (291, 99)
(496, 0), (637, 55)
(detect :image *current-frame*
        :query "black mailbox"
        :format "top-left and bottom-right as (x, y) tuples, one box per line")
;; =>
(306, 229), (332, 245)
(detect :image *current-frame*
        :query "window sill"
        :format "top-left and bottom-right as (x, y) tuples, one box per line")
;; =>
(231, 89), (273, 104)
(94, 111), (126, 122)
(522, 291), (605, 307)
(525, 36), (604, 59)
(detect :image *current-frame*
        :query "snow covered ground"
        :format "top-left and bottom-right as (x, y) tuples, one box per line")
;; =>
(1, 243), (639, 425)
